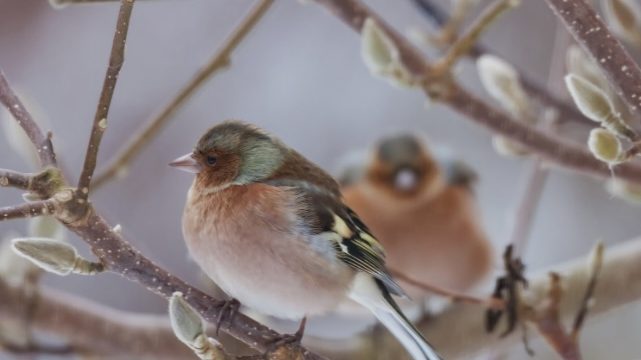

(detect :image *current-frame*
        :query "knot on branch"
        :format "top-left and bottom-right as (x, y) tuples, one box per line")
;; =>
(30, 168), (65, 199)
(52, 189), (92, 226)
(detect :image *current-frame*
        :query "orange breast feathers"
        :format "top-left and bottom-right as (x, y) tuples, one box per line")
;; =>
(341, 184), (493, 300)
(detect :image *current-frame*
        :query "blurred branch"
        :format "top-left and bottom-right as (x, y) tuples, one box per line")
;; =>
(310, 0), (641, 185)
(410, 0), (593, 127)
(77, 0), (134, 202)
(0, 73), (57, 167)
(433, 0), (516, 75)
(546, 0), (641, 121)
(0, 277), (193, 358)
(389, 268), (504, 309)
(311, 238), (641, 359)
(92, 0), (274, 190)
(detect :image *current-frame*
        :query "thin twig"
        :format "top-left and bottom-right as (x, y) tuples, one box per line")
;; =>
(77, 0), (134, 201)
(0, 200), (56, 221)
(527, 273), (583, 360)
(546, 0), (641, 121)
(311, 0), (641, 185)
(92, 0), (274, 189)
(410, 0), (594, 127)
(0, 72), (56, 167)
(509, 21), (568, 257)
(571, 243), (604, 340)
(0, 169), (32, 190)
(434, 0), (516, 73)
(508, 161), (549, 256)
(390, 269), (504, 309)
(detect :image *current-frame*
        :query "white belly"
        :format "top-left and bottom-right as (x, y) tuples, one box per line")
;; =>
(182, 185), (354, 319)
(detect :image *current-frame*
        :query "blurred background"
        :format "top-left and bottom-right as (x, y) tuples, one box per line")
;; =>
(1, 0), (641, 359)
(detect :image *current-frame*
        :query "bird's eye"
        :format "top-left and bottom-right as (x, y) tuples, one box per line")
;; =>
(206, 156), (217, 166)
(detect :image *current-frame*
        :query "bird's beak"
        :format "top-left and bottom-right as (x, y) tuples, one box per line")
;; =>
(169, 153), (202, 174)
(394, 168), (418, 191)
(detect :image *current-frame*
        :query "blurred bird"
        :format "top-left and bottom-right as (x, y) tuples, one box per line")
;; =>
(340, 134), (493, 305)
(170, 121), (441, 360)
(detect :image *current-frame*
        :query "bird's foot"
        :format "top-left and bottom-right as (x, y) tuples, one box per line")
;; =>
(265, 317), (307, 354)
(214, 298), (241, 336)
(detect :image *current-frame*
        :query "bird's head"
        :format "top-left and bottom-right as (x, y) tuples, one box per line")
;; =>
(170, 120), (285, 190)
(366, 134), (440, 198)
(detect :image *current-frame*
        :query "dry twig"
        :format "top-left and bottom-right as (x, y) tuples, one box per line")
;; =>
(77, 0), (134, 202)
(92, 0), (274, 189)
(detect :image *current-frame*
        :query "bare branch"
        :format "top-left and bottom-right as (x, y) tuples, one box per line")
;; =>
(0, 277), (193, 358)
(410, 0), (594, 127)
(92, 0), (274, 189)
(65, 210), (324, 359)
(546, 0), (641, 120)
(310, 0), (641, 184)
(389, 268), (504, 309)
(0, 72), (56, 167)
(77, 0), (134, 200)
(434, 0), (516, 74)
(445, 84), (641, 184)
(0, 169), (32, 190)
(0, 200), (56, 222)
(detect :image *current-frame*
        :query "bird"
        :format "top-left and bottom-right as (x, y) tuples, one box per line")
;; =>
(170, 120), (441, 360)
(340, 134), (493, 305)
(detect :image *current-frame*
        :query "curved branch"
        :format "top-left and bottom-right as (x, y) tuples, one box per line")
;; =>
(92, 0), (274, 190)
(545, 0), (641, 121)
(311, 0), (641, 185)
(410, 0), (593, 127)
(0, 73), (56, 167)
(0, 277), (193, 358)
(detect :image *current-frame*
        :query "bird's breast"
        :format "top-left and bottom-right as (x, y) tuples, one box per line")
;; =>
(181, 183), (353, 319)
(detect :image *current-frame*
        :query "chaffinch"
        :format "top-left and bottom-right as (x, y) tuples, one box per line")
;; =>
(170, 121), (440, 360)
(340, 135), (493, 305)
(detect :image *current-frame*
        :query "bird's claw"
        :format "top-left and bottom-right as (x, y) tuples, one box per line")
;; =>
(215, 298), (240, 336)
(265, 317), (307, 355)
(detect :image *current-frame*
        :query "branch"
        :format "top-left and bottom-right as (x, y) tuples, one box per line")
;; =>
(0, 277), (193, 358)
(77, 0), (134, 201)
(315, 237), (641, 359)
(389, 269), (503, 309)
(92, 0), (274, 189)
(546, 0), (641, 121)
(410, 0), (593, 127)
(0, 73), (56, 167)
(311, 0), (641, 185)
(0, 200), (56, 222)
(0, 169), (32, 190)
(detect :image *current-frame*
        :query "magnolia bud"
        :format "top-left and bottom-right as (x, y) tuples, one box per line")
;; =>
(361, 18), (415, 88)
(566, 45), (607, 89)
(588, 128), (623, 164)
(169, 293), (225, 359)
(170, 292), (204, 344)
(11, 238), (103, 276)
(566, 74), (615, 123)
(492, 136), (529, 157)
(603, 0), (641, 47)
(477, 55), (531, 119)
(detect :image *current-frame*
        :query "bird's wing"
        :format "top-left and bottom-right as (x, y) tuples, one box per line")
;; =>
(434, 151), (478, 190)
(265, 179), (406, 297)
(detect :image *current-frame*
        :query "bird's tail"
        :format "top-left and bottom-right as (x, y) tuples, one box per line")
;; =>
(349, 274), (442, 360)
